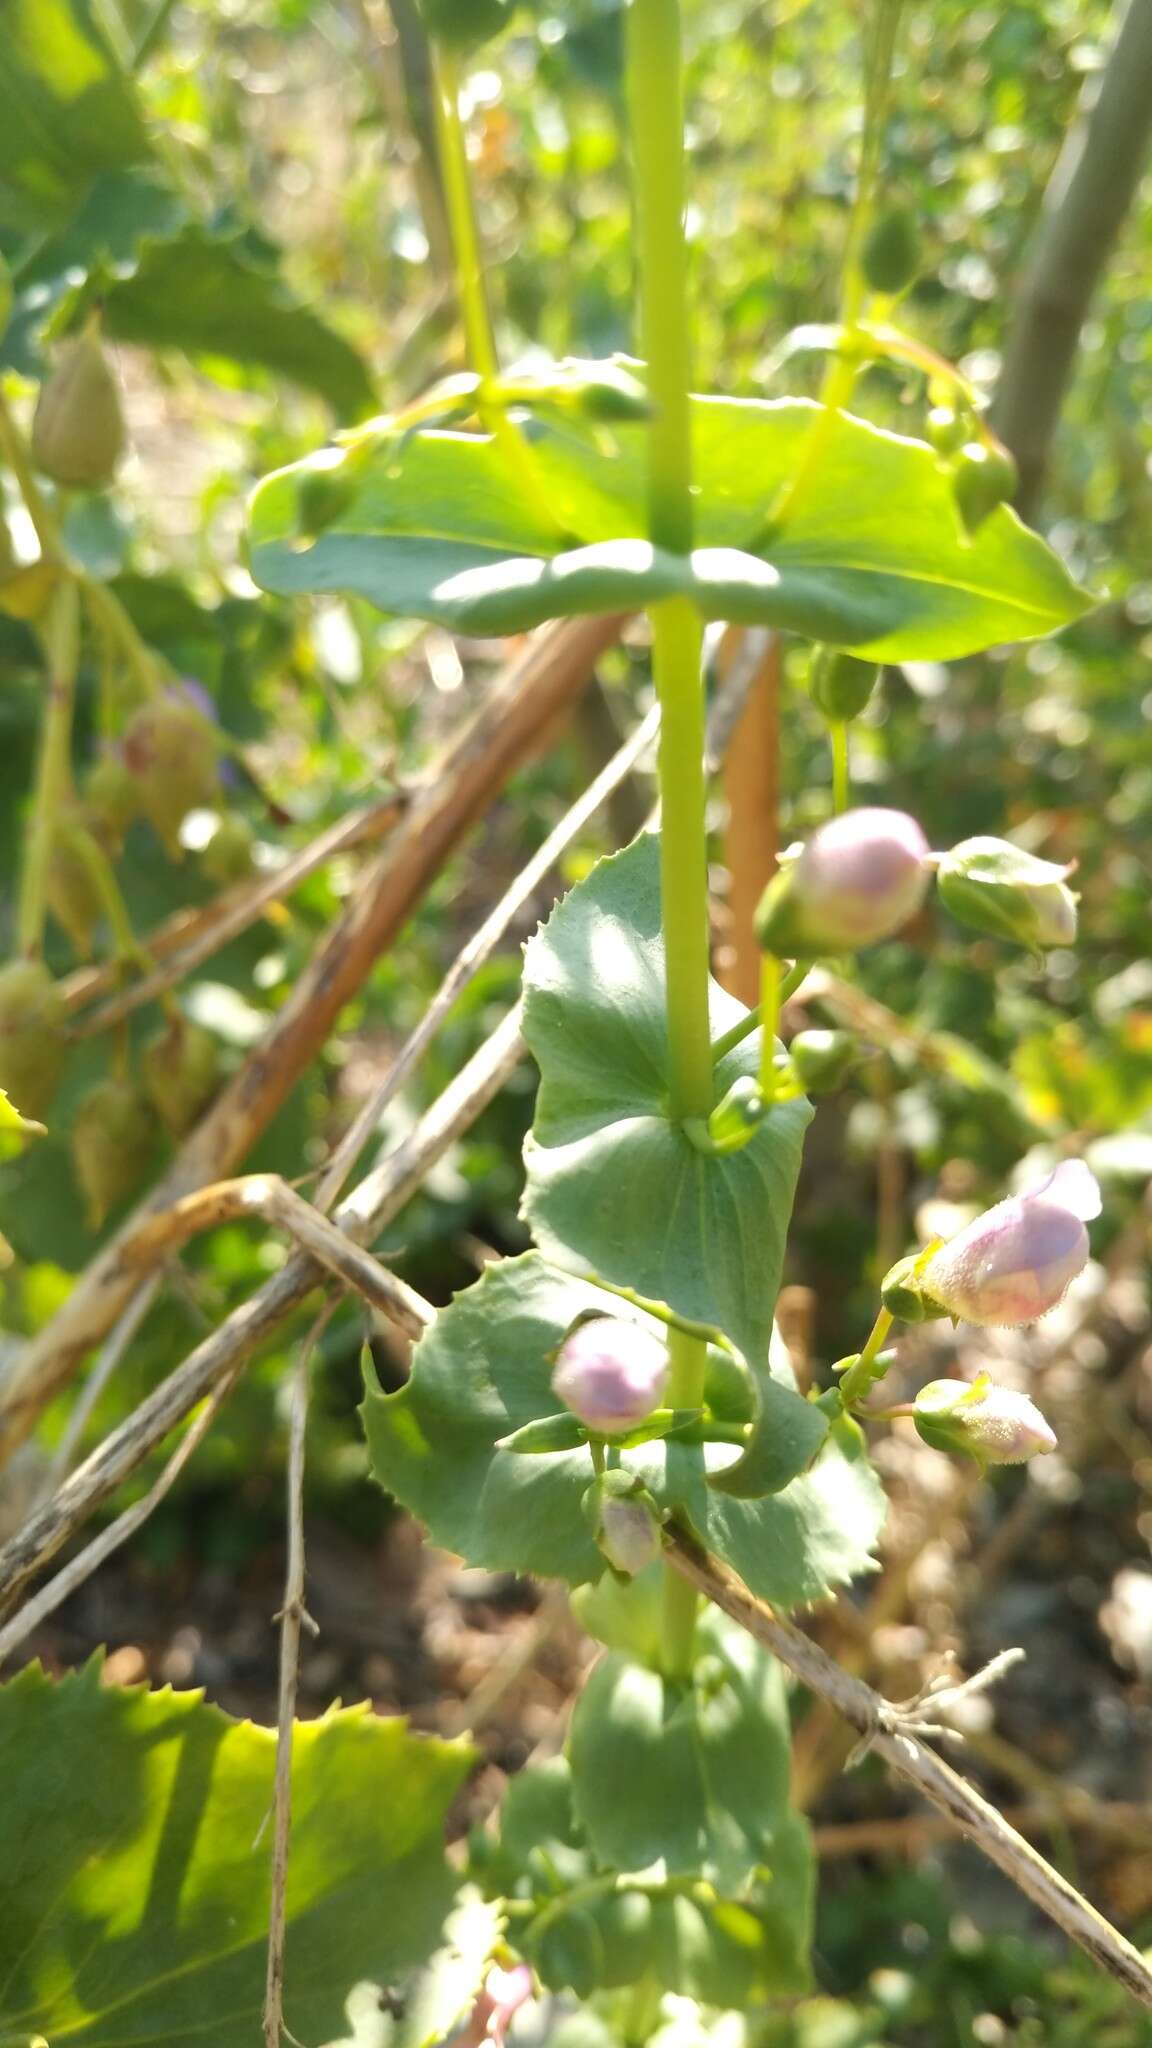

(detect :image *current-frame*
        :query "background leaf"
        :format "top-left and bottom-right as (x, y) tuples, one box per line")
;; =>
(0, 0), (151, 234)
(0, 1661), (474, 2048)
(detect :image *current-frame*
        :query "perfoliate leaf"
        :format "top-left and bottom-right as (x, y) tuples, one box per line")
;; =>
(0, 1661), (474, 2048)
(522, 833), (810, 1373)
(248, 391), (1092, 654)
(361, 1253), (885, 1610)
(567, 1608), (792, 1893)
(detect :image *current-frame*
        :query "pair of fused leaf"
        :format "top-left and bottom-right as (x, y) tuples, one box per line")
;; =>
(756, 812), (1078, 960)
(881, 1159), (1101, 1329)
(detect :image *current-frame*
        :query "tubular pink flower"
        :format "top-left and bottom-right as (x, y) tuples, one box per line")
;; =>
(551, 1316), (668, 1434)
(922, 1160), (1101, 1327)
(461, 1964), (535, 2048)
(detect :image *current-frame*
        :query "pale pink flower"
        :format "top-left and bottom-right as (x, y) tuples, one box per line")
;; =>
(922, 1160), (1101, 1326)
(551, 1316), (668, 1434)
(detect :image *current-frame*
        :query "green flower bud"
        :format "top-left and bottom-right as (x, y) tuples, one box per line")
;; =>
(808, 648), (880, 725)
(45, 815), (103, 958)
(936, 835), (1077, 949)
(141, 1016), (221, 1135)
(83, 750), (139, 850)
(789, 1027), (857, 1093)
(950, 440), (1018, 534)
(72, 1077), (156, 1226)
(0, 959), (68, 1119)
(914, 1374), (1057, 1465)
(31, 320), (126, 491)
(122, 690), (220, 856)
(860, 206), (920, 295)
(200, 814), (256, 887)
(585, 1469), (662, 1579)
(927, 405), (968, 457)
(705, 1074), (765, 1154)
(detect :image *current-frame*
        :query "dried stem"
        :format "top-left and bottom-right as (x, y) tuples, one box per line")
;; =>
(665, 1527), (1152, 2011)
(263, 1308), (330, 2048)
(0, 614), (620, 1466)
(0, 1007), (524, 1620)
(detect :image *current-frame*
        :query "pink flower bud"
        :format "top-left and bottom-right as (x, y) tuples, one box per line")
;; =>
(914, 1377), (1057, 1464)
(756, 808), (930, 955)
(922, 1159), (1100, 1327)
(461, 1963), (535, 2048)
(551, 1316), (668, 1435)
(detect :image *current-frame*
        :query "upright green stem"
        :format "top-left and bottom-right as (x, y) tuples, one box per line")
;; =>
(831, 720), (851, 813)
(18, 581), (80, 958)
(627, 0), (713, 1680)
(431, 48), (564, 539)
(757, 953), (781, 1100)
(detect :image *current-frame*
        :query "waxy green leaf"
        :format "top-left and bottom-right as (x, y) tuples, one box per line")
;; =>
(248, 391), (1092, 655)
(567, 1609), (793, 1893)
(361, 1253), (885, 1609)
(0, 0), (151, 234)
(0, 1661), (474, 2048)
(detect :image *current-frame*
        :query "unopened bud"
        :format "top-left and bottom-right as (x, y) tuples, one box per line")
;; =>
(31, 320), (126, 490)
(789, 1028), (857, 1093)
(936, 835), (1077, 949)
(46, 816), (103, 958)
(951, 440), (1018, 534)
(809, 648), (879, 725)
(84, 750), (139, 849)
(927, 405), (968, 457)
(141, 1017), (220, 1135)
(72, 1077), (155, 1226)
(860, 206), (920, 296)
(123, 687), (220, 856)
(921, 1159), (1101, 1326)
(755, 808), (930, 956)
(914, 1375), (1057, 1465)
(552, 1315), (668, 1435)
(705, 1074), (765, 1154)
(0, 959), (67, 1119)
(460, 1962), (535, 2048)
(200, 814), (256, 886)
(586, 1470), (662, 1578)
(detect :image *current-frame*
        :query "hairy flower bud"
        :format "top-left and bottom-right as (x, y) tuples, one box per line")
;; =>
(200, 813), (256, 886)
(72, 1077), (156, 1226)
(936, 835), (1077, 949)
(46, 815), (104, 958)
(142, 1016), (221, 1135)
(552, 1315), (668, 1435)
(755, 808), (930, 956)
(586, 1469), (663, 1578)
(84, 750), (139, 850)
(123, 688), (220, 856)
(920, 1160), (1101, 1327)
(914, 1375), (1057, 1465)
(0, 959), (67, 1119)
(31, 320), (126, 490)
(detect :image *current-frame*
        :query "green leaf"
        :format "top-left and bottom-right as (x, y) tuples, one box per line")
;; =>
(0, 1661), (475, 2048)
(522, 834), (811, 1374)
(85, 223), (376, 417)
(0, 0), (151, 234)
(361, 1252), (885, 1610)
(567, 1607), (792, 1893)
(247, 393), (1092, 655)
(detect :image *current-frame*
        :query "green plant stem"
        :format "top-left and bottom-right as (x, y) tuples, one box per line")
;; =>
(758, 953), (781, 1099)
(756, 0), (905, 542)
(18, 581), (80, 958)
(80, 576), (162, 703)
(839, 1305), (895, 1408)
(831, 720), (850, 813)
(710, 962), (807, 1063)
(627, 0), (712, 1683)
(0, 387), (64, 561)
(430, 46), (563, 540)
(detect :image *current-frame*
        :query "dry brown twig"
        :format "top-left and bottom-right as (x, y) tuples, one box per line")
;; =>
(262, 1305), (332, 2048)
(0, 613), (622, 1466)
(665, 1526), (1152, 2011)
